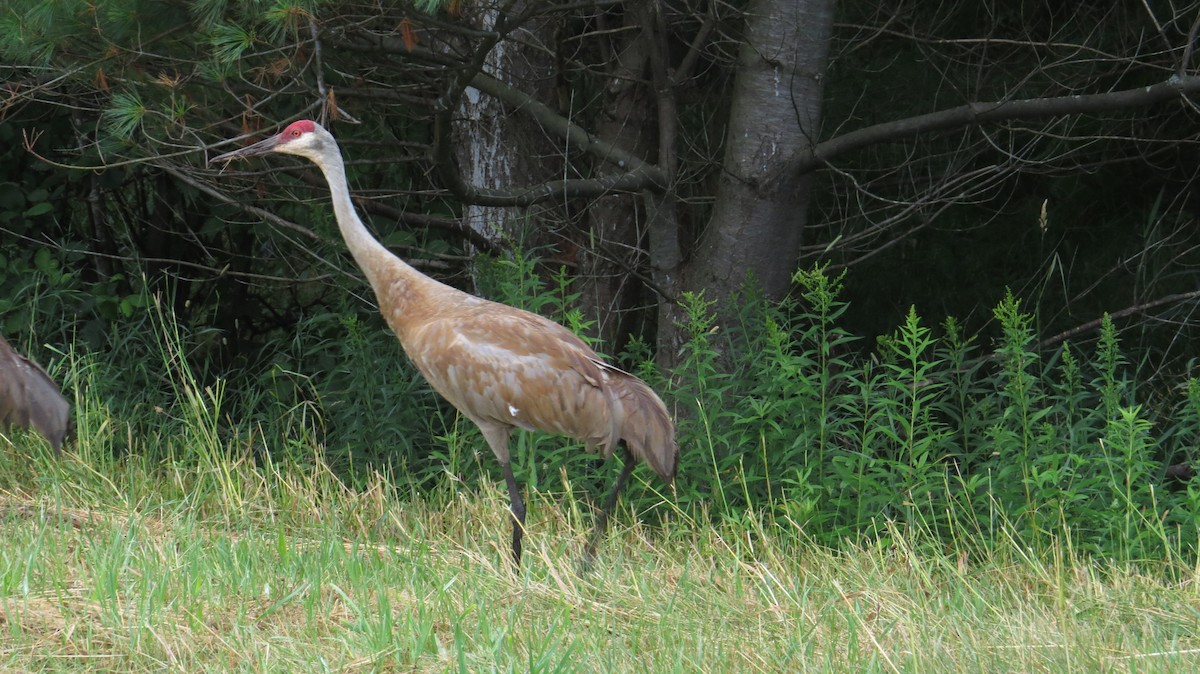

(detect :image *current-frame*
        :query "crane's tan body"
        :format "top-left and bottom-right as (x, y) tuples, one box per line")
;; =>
(211, 120), (677, 566)
(381, 275), (676, 480)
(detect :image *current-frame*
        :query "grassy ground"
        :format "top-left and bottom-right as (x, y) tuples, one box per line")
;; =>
(1, 436), (1199, 673)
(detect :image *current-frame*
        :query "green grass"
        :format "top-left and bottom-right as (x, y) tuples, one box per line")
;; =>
(1, 435), (1199, 673)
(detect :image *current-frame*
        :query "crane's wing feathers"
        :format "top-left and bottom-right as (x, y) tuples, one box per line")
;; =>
(405, 305), (675, 479)
(408, 308), (611, 440)
(0, 335), (71, 452)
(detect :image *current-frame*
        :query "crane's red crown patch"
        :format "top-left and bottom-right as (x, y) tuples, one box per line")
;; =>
(280, 120), (317, 141)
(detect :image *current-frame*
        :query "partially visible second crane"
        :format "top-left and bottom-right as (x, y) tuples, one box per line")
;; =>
(211, 120), (678, 569)
(0, 334), (71, 453)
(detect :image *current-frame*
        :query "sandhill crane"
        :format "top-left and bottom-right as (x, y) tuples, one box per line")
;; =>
(0, 333), (71, 453)
(210, 120), (677, 569)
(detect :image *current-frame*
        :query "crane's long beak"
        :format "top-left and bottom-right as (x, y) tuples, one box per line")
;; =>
(208, 134), (279, 165)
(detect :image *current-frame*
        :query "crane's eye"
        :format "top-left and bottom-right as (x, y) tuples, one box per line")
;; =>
(290, 129), (301, 137)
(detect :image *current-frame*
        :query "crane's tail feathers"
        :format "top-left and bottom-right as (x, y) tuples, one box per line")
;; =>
(609, 373), (677, 483)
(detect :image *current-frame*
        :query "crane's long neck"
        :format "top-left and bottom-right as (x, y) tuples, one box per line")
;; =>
(314, 149), (435, 316)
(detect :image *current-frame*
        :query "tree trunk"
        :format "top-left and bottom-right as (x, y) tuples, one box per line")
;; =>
(452, 4), (560, 243)
(577, 9), (657, 352)
(681, 0), (835, 317)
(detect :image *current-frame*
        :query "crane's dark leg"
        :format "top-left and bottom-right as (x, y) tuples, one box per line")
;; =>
(500, 460), (526, 571)
(580, 448), (637, 570)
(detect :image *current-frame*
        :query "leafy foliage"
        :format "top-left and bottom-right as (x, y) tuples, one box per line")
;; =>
(655, 263), (1196, 562)
(3, 250), (1197, 570)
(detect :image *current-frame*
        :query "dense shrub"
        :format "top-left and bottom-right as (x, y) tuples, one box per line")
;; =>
(8, 256), (1197, 565)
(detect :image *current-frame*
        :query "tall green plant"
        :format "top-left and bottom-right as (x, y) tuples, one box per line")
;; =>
(1093, 314), (1129, 421)
(934, 317), (987, 467)
(986, 291), (1054, 541)
(1100, 406), (1158, 558)
(876, 307), (949, 531)
(792, 265), (857, 483)
(671, 291), (733, 511)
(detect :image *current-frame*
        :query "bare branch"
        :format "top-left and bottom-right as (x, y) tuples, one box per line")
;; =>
(164, 165), (322, 241)
(785, 75), (1200, 179)
(465, 69), (666, 179)
(1040, 289), (1200, 350)
(332, 30), (668, 205)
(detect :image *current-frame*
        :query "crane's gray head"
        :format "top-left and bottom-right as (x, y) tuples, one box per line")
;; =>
(209, 120), (334, 166)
